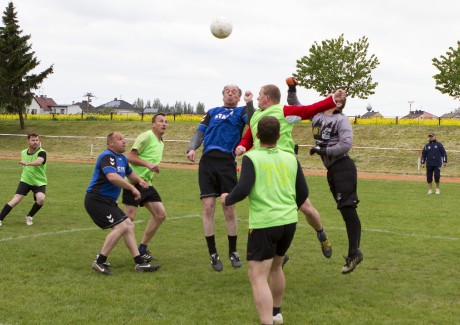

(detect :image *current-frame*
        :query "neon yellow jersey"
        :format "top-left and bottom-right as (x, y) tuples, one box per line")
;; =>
(250, 104), (295, 154)
(245, 147), (298, 229)
(129, 130), (164, 184)
(20, 148), (47, 186)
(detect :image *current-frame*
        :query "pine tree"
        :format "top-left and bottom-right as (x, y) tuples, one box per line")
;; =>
(0, 2), (53, 129)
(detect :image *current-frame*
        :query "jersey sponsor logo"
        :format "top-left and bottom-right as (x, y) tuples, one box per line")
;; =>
(214, 111), (234, 120)
(117, 166), (125, 173)
(106, 214), (114, 223)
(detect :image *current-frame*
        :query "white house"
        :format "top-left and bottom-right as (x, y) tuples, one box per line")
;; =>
(27, 95), (57, 115)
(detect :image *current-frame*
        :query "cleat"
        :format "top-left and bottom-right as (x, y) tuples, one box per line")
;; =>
(435, 188), (440, 195)
(319, 238), (332, 258)
(26, 216), (33, 226)
(140, 250), (158, 262)
(282, 255), (289, 268)
(341, 249), (364, 274)
(96, 254), (111, 267)
(427, 189), (432, 195)
(210, 253), (223, 272)
(92, 261), (111, 275)
(135, 263), (161, 272)
(273, 313), (284, 324)
(229, 251), (242, 268)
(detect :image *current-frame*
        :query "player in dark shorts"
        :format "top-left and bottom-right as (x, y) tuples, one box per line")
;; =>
(222, 116), (306, 325)
(187, 85), (254, 272)
(0, 133), (47, 226)
(85, 131), (160, 275)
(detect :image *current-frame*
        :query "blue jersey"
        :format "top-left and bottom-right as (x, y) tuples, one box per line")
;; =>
(86, 149), (133, 201)
(198, 106), (249, 156)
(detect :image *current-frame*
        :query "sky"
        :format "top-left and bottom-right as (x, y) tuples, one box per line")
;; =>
(7, 0), (460, 117)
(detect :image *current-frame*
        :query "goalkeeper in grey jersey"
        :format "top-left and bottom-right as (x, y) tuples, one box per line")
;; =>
(287, 78), (363, 274)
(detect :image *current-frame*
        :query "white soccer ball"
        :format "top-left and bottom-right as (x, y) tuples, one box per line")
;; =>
(210, 16), (233, 39)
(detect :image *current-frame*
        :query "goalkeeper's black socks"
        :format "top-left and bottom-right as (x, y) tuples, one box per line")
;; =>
(340, 206), (362, 257)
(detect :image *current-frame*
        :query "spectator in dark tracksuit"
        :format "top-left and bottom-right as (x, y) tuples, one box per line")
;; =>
(421, 133), (447, 195)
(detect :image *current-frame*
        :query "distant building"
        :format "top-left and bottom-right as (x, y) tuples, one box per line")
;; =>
(401, 110), (438, 119)
(95, 98), (138, 115)
(142, 107), (159, 115)
(361, 110), (383, 118)
(440, 112), (460, 119)
(27, 95), (57, 115)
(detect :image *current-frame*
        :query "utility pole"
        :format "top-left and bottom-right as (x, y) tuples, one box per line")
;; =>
(408, 100), (414, 114)
(83, 92), (95, 113)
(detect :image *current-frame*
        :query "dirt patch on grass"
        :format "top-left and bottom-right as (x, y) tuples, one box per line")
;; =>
(2, 155), (459, 183)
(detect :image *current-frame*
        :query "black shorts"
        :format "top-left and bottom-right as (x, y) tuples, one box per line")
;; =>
(15, 181), (46, 201)
(426, 165), (441, 183)
(122, 185), (162, 207)
(246, 223), (297, 261)
(85, 192), (127, 229)
(327, 157), (359, 209)
(198, 154), (237, 198)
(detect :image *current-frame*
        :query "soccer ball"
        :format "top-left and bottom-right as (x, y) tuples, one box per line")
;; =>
(210, 16), (233, 39)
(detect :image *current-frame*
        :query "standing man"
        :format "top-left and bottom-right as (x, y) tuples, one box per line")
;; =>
(122, 113), (168, 262)
(236, 84), (347, 259)
(85, 132), (160, 275)
(307, 97), (363, 274)
(187, 85), (254, 272)
(421, 133), (447, 194)
(0, 133), (47, 227)
(222, 116), (306, 325)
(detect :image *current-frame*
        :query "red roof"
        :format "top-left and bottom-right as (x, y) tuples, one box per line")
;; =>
(35, 96), (57, 111)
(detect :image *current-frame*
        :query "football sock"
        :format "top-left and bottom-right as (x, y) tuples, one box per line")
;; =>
(138, 244), (148, 255)
(205, 235), (217, 255)
(316, 228), (327, 241)
(340, 206), (362, 257)
(28, 203), (42, 217)
(228, 235), (237, 254)
(0, 204), (13, 221)
(96, 254), (107, 264)
(134, 255), (144, 264)
(273, 307), (281, 316)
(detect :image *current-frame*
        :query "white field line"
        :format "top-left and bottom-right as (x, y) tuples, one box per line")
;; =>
(0, 214), (200, 242)
(1, 214), (458, 242)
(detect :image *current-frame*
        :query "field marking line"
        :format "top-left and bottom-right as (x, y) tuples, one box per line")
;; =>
(1, 214), (457, 242)
(0, 214), (201, 242)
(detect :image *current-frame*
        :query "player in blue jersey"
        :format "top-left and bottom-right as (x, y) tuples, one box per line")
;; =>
(85, 132), (160, 275)
(187, 84), (254, 272)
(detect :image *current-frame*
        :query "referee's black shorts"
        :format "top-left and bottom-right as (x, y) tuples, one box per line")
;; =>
(327, 157), (359, 209)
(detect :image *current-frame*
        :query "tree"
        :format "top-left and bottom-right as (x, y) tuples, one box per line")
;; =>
(0, 2), (54, 129)
(432, 41), (460, 100)
(293, 34), (379, 99)
(196, 101), (206, 114)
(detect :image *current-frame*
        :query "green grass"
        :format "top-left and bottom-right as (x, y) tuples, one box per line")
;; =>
(1, 120), (459, 176)
(0, 159), (459, 324)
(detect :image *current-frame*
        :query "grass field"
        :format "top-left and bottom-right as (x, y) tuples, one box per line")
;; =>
(0, 159), (459, 324)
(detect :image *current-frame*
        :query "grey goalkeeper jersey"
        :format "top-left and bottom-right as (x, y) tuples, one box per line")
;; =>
(287, 89), (353, 168)
(311, 111), (353, 169)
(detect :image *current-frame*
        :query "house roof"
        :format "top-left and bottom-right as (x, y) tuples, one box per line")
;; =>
(96, 98), (136, 110)
(361, 111), (383, 118)
(35, 96), (57, 111)
(402, 110), (438, 119)
(440, 112), (460, 119)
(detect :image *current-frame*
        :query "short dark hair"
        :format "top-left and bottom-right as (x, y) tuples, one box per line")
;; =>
(261, 85), (281, 104)
(257, 116), (280, 145)
(27, 133), (39, 139)
(152, 112), (166, 123)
